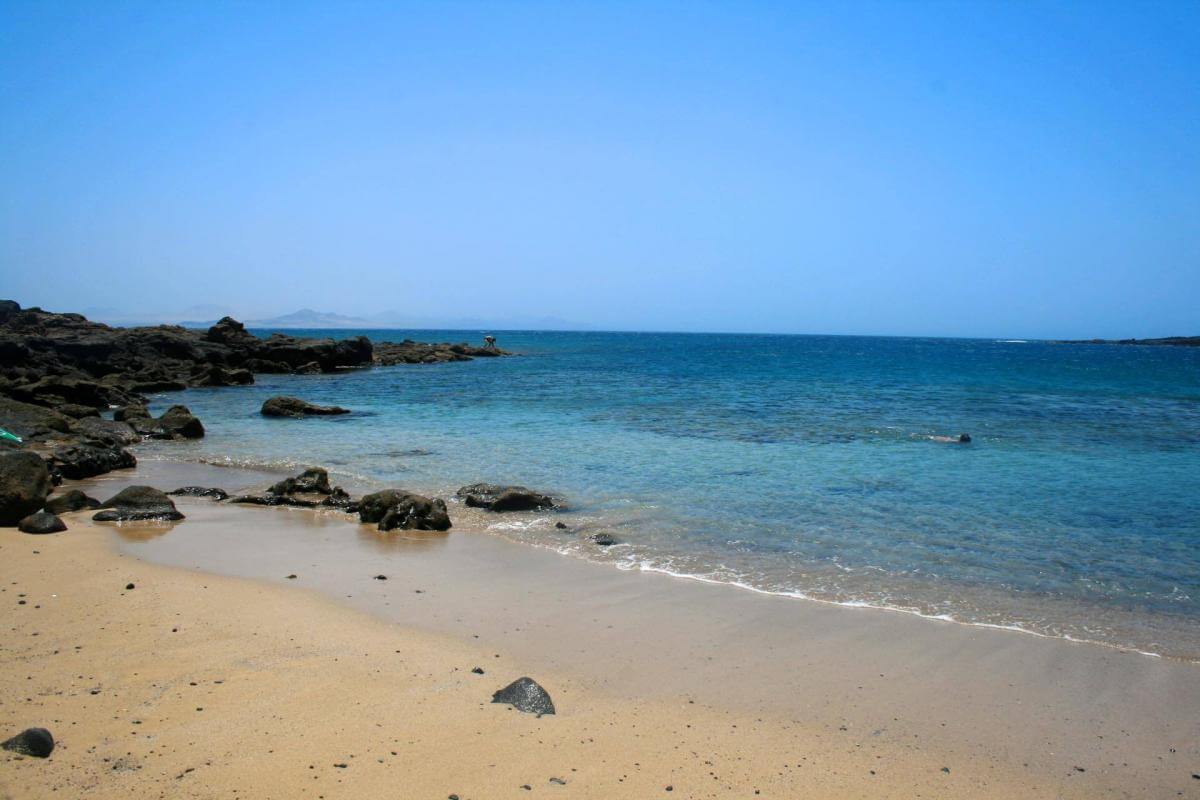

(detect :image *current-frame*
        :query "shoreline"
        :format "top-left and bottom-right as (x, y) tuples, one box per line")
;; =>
(127, 454), (1200, 664)
(3, 460), (1196, 797)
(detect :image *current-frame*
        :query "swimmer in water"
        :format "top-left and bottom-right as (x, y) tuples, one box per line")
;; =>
(930, 433), (972, 443)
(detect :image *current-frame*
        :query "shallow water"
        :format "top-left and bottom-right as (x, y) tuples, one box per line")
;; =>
(135, 331), (1200, 658)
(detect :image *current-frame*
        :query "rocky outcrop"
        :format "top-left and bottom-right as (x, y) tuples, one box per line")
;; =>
(456, 483), (559, 512)
(373, 340), (507, 365)
(0, 451), (52, 525)
(43, 489), (101, 514)
(231, 467), (353, 509)
(93, 485), (184, 522)
(261, 396), (350, 418)
(18, 511), (67, 534)
(358, 489), (451, 531)
(491, 677), (555, 715)
(50, 444), (136, 480)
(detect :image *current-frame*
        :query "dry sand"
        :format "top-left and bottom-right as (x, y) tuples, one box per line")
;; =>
(2, 463), (1198, 799)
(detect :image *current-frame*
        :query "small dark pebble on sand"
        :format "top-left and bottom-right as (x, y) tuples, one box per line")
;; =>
(521, 785), (531, 791)
(550, 777), (567, 785)
(665, 786), (673, 792)
(449, 795), (460, 799)
(941, 767), (950, 774)
(125, 583), (135, 590)
(286, 575), (297, 579)
(472, 667), (485, 674)
(555, 521), (567, 529)
(373, 574), (387, 580)
(1, 727), (55, 758)
(1074, 766), (1086, 772)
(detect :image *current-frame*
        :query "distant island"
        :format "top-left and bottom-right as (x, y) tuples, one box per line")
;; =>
(1057, 336), (1200, 347)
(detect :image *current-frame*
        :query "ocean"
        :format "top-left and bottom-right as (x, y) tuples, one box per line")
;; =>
(135, 330), (1200, 659)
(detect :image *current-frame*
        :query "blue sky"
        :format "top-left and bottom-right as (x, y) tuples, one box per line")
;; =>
(1, 1), (1197, 337)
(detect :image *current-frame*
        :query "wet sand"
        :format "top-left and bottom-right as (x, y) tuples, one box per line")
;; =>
(2, 461), (1198, 798)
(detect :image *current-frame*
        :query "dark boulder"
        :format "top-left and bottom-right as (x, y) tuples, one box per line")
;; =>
(93, 485), (183, 522)
(456, 483), (559, 512)
(70, 417), (139, 446)
(113, 404), (151, 422)
(0, 450), (53, 525)
(44, 489), (101, 514)
(358, 489), (451, 532)
(0, 395), (72, 440)
(588, 532), (619, 547)
(18, 511), (66, 534)
(50, 444), (136, 479)
(56, 403), (101, 420)
(167, 486), (229, 500)
(261, 396), (350, 418)
(192, 364), (254, 387)
(0, 299), (20, 324)
(204, 316), (259, 347)
(157, 405), (205, 439)
(491, 677), (555, 716)
(320, 486), (355, 508)
(269, 467), (332, 495)
(1, 727), (55, 758)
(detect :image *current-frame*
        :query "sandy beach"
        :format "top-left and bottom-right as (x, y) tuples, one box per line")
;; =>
(1, 461), (1197, 799)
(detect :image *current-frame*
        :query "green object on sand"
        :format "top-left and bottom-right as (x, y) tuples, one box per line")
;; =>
(0, 428), (22, 444)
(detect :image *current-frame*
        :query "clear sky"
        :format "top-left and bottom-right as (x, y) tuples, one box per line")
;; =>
(1, 1), (1197, 337)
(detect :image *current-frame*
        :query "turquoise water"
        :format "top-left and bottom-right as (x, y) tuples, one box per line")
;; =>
(139, 331), (1200, 659)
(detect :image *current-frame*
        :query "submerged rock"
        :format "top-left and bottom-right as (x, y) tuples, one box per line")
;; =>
(456, 483), (559, 512)
(18, 511), (66, 534)
(261, 396), (351, 418)
(93, 485), (184, 522)
(0, 450), (52, 526)
(1, 727), (55, 758)
(43, 489), (101, 514)
(588, 532), (619, 546)
(166, 486), (229, 500)
(491, 677), (555, 716)
(358, 489), (451, 532)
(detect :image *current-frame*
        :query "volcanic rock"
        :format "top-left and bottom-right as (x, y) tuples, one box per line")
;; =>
(18, 511), (66, 534)
(358, 489), (451, 532)
(261, 396), (350, 418)
(0, 450), (53, 525)
(491, 677), (555, 715)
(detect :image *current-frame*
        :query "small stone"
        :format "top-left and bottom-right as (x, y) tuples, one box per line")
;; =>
(373, 575), (388, 581)
(549, 777), (567, 785)
(554, 521), (567, 530)
(492, 677), (555, 715)
(286, 575), (297, 579)
(125, 583), (135, 590)
(666, 786), (673, 792)
(941, 767), (950, 774)
(471, 667), (485, 675)
(1, 727), (55, 758)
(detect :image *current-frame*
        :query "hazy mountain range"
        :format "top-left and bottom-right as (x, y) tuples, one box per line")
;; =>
(83, 306), (592, 332)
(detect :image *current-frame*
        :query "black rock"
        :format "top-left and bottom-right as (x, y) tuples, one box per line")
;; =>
(358, 489), (451, 532)
(0, 450), (52, 526)
(491, 677), (555, 716)
(261, 396), (351, 418)
(1, 727), (54, 758)
(50, 444), (136, 480)
(588, 532), (618, 546)
(228, 493), (319, 508)
(456, 483), (559, 512)
(269, 467), (332, 495)
(157, 405), (205, 439)
(167, 486), (229, 500)
(18, 511), (66, 534)
(554, 521), (568, 530)
(70, 417), (139, 446)
(373, 574), (388, 580)
(471, 667), (485, 675)
(93, 485), (184, 522)
(0, 396), (73, 440)
(112, 404), (151, 422)
(43, 489), (101, 514)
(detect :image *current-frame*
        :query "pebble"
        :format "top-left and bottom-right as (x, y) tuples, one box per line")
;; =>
(125, 583), (135, 590)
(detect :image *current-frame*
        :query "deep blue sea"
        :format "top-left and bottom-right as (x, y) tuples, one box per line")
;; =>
(138, 331), (1200, 659)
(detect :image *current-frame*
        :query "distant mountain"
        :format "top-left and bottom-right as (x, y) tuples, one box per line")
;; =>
(242, 308), (375, 329)
(177, 308), (595, 331)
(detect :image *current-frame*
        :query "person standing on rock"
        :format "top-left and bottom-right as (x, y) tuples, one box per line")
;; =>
(483, 335), (497, 350)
